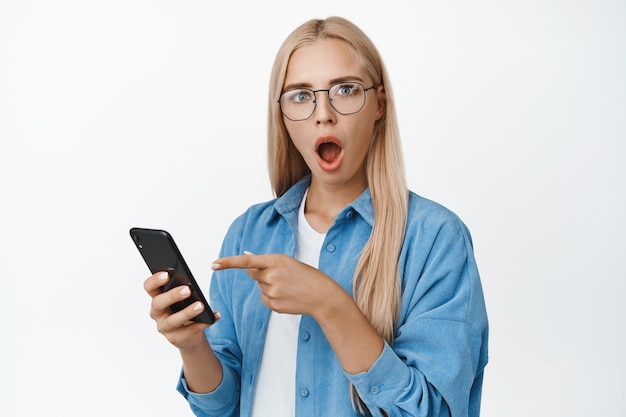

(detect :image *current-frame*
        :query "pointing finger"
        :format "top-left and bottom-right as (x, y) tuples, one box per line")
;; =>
(211, 252), (270, 271)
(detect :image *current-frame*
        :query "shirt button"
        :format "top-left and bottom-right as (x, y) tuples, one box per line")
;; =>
(300, 388), (309, 397)
(326, 244), (336, 252)
(301, 332), (310, 341)
(346, 210), (354, 219)
(370, 386), (380, 395)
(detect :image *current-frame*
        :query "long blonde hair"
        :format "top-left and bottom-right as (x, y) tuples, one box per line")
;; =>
(267, 16), (408, 412)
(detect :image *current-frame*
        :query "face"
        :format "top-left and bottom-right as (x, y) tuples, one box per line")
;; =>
(281, 38), (385, 193)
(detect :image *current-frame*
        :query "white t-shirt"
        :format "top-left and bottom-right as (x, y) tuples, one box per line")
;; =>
(250, 189), (326, 417)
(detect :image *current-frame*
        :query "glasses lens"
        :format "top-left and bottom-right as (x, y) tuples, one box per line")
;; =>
(279, 88), (315, 121)
(329, 82), (366, 115)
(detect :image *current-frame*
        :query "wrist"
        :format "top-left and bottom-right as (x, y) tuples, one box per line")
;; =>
(312, 279), (356, 323)
(178, 330), (212, 354)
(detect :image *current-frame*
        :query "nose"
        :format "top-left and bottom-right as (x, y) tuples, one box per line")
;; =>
(313, 91), (336, 124)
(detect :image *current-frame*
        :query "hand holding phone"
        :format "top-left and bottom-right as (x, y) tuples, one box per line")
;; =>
(130, 227), (215, 324)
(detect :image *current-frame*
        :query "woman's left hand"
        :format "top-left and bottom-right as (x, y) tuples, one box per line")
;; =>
(211, 252), (341, 317)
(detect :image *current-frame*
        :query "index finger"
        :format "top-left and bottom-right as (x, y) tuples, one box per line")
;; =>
(211, 252), (269, 271)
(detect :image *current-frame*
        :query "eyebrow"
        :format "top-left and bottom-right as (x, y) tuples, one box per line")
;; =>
(282, 75), (366, 91)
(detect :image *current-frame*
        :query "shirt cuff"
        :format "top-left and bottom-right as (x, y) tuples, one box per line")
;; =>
(176, 367), (240, 415)
(343, 342), (412, 408)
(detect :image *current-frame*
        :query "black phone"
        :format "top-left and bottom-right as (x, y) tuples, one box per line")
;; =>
(130, 227), (215, 324)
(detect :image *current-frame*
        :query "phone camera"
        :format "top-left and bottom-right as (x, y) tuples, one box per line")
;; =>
(132, 234), (143, 248)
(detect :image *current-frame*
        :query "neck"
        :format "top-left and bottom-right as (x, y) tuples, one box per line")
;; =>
(304, 176), (367, 233)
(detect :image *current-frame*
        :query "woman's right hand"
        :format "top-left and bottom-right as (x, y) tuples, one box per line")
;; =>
(143, 271), (220, 352)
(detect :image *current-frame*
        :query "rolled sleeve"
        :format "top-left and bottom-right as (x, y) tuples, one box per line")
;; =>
(176, 363), (240, 416)
(344, 342), (412, 408)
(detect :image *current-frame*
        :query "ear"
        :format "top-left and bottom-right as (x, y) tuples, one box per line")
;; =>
(374, 84), (386, 121)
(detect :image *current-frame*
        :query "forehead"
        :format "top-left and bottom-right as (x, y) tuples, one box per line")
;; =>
(283, 38), (367, 87)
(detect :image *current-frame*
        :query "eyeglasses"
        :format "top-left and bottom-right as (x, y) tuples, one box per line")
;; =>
(278, 81), (376, 121)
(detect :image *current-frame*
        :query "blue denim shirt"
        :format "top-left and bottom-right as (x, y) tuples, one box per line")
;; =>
(177, 176), (489, 417)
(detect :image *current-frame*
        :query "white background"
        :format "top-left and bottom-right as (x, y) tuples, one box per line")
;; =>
(1, 1), (624, 416)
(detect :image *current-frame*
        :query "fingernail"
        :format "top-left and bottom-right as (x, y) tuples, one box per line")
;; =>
(180, 286), (190, 296)
(157, 271), (169, 281)
(193, 302), (203, 311)
(211, 263), (220, 270)
(244, 251), (254, 255)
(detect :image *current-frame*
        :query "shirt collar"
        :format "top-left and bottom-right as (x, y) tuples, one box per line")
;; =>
(273, 175), (374, 227)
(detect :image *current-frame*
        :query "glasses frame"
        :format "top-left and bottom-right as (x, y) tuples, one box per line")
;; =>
(277, 81), (376, 121)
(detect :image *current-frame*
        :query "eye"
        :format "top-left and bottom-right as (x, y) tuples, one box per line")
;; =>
(334, 83), (360, 97)
(285, 89), (314, 104)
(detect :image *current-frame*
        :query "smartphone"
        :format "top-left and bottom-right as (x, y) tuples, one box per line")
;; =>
(130, 227), (215, 324)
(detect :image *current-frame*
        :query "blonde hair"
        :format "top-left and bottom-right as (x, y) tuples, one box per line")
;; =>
(267, 16), (408, 413)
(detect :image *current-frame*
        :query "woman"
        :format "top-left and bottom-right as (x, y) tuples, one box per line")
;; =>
(144, 16), (488, 417)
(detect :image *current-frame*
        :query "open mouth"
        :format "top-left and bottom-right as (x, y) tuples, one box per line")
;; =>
(317, 141), (342, 164)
